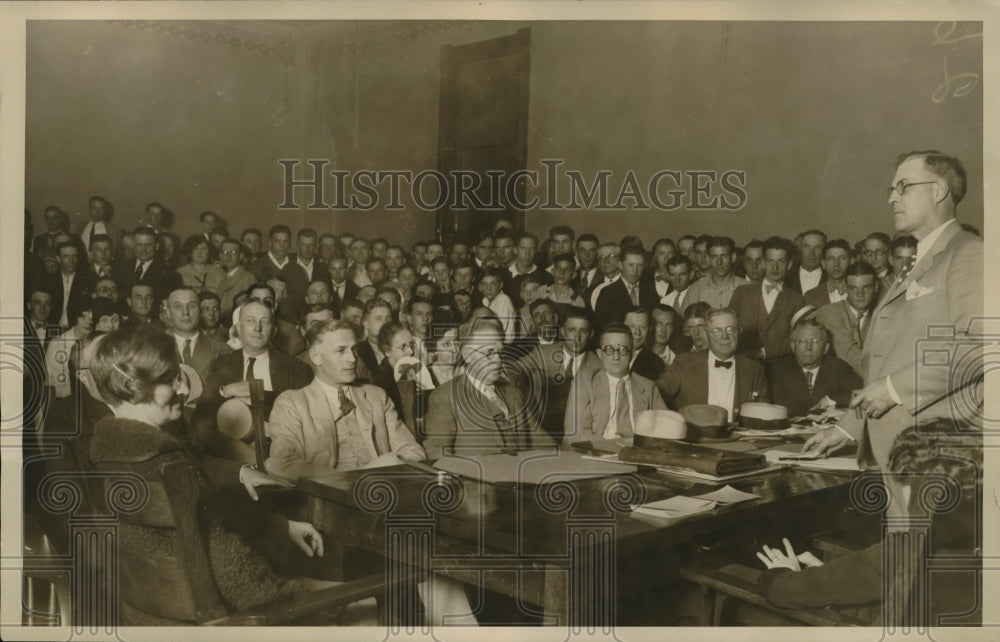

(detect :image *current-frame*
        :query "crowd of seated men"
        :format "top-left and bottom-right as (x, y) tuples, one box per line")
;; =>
(20, 195), (980, 625)
(25, 195), (963, 448)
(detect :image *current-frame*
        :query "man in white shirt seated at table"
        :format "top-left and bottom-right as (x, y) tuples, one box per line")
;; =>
(564, 323), (667, 444)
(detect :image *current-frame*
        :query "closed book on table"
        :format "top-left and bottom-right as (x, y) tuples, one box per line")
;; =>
(618, 441), (765, 476)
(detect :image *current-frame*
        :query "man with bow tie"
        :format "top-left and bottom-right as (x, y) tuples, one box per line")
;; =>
(655, 308), (768, 420)
(728, 236), (803, 362)
(806, 151), (983, 482)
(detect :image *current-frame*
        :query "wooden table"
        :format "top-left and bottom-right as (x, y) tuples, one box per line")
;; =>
(297, 449), (879, 630)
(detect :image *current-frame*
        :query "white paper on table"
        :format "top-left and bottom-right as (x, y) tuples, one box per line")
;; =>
(694, 484), (760, 504)
(630, 495), (717, 518)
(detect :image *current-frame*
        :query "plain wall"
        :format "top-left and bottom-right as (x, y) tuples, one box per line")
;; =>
(26, 20), (984, 249)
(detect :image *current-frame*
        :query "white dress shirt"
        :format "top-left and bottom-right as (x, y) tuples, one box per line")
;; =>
(297, 257), (315, 281)
(915, 218), (957, 265)
(761, 279), (783, 314)
(661, 287), (689, 312)
(173, 332), (200, 359)
(798, 267), (823, 294)
(242, 350), (273, 391)
(268, 252), (289, 270)
(81, 221), (108, 250)
(602, 373), (636, 439)
(706, 350), (737, 421)
(59, 272), (75, 328)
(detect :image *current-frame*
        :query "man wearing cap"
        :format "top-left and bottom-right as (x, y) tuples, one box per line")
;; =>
(766, 316), (862, 417)
(805, 151), (983, 482)
(191, 297), (313, 460)
(564, 323), (667, 444)
(655, 308), (768, 421)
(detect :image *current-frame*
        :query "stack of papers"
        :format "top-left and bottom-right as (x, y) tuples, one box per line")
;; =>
(630, 485), (760, 520)
(764, 449), (860, 472)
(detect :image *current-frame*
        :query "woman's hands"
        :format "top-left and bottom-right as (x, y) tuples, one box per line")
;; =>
(287, 520), (325, 558)
(756, 537), (824, 571)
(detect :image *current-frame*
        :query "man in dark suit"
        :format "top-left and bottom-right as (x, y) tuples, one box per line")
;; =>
(191, 297), (313, 461)
(803, 239), (852, 308)
(111, 226), (181, 302)
(766, 316), (862, 417)
(87, 234), (116, 280)
(594, 245), (658, 330)
(282, 228), (332, 325)
(165, 286), (231, 382)
(249, 225), (301, 322)
(625, 307), (667, 381)
(32, 206), (69, 257)
(353, 298), (395, 382)
(656, 307), (768, 421)
(728, 236), (803, 362)
(514, 306), (601, 441)
(785, 229), (827, 294)
(46, 242), (93, 328)
(327, 255), (361, 313)
(425, 317), (555, 457)
(74, 195), (125, 258)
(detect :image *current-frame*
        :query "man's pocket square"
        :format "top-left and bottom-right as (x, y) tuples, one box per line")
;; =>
(906, 281), (935, 300)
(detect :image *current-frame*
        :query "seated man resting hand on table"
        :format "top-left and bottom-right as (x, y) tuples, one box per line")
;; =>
(264, 318), (475, 626)
(266, 319), (425, 477)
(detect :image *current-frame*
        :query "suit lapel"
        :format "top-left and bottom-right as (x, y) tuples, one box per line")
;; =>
(630, 377), (649, 410)
(351, 386), (383, 455)
(304, 382), (336, 458)
(594, 372), (611, 431)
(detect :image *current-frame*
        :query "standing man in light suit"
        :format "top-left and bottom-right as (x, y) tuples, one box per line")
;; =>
(806, 151), (983, 490)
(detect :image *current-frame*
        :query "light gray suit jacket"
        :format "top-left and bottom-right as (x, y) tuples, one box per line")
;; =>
(564, 369), (666, 443)
(265, 379), (425, 478)
(837, 220), (982, 467)
(814, 300), (871, 378)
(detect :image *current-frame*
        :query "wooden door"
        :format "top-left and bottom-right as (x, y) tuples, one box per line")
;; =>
(437, 28), (530, 243)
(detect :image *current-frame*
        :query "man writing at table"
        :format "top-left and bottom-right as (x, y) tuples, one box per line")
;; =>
(805, 151), (983, 516)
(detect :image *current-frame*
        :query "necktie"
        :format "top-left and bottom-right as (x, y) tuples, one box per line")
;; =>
(614, 378), (633, 436)
(804, 369), (814, 395)
(714, 359), (733, 369)
(855, 311), (868, 346)
(244, 356), (256, 380)
(484, 386), (509, 417)
(338, 386), (356, 416)
(134, 261), (144, 279)
(628, 283), (639, 306)
(87, 224), (95, 249)
(182, 339), (192, 363)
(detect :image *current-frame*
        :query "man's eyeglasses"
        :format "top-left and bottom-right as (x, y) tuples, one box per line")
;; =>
(467, 345), (503, 360)
(709, 326), (739, 338)
(392, 341), (416, 352)
(599, 345), (632, 358)
(862, 249), (887, 258)
(793, 338), (824, 348)
(887, 180), (936, 197)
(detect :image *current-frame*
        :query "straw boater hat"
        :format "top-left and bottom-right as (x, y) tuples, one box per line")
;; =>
(634, 410), (688, 442)
(738, 402), (789, 431)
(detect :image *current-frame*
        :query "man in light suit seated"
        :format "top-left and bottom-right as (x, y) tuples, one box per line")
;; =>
(424, 316), (555, 458)
(265, 318), (476, 626)
(563, 323), (667, 444)
(655, 307), (768, 421)
(766, 314), (862, 417)
(266, 319), (425, 477)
